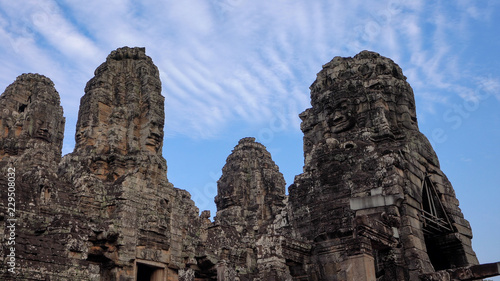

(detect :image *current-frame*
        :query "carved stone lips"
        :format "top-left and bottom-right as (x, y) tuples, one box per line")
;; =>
(331, 114), (354, 133)
(146, 132), (161, 146)
(35, 128), (50, 141)
(332, 115), (347, 125)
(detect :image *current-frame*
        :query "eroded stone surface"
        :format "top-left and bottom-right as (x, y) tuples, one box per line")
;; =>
(205, 137), (291, 280)
(287, 51), (480, 280)
(0, 74), (88, 280)
(214, 137), (286, 228)
(0, 49), (496, 281)
(0, 48), (203, 281)
(74, 46), (165, 181)
(0, 73), (65, 164)
(58, 47), (202, 280)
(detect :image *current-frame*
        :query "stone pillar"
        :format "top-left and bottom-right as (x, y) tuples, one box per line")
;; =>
(345, 254), (376, 281)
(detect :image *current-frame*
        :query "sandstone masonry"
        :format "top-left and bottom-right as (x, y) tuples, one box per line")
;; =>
(0, 47), (498, 281)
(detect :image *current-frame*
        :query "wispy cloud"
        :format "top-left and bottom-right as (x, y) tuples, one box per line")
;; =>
(30, 2), (102, 64)
(0, 0), (498, 149)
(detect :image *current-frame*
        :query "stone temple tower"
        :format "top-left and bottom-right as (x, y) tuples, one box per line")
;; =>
(287, 51), (482, 280)
(1, 47), (498, 281)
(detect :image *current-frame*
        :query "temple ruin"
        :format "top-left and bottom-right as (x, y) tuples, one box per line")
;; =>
(0, 47), (498, 280)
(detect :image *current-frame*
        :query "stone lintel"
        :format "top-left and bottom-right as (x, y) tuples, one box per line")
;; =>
(466, 262), (500, 280)
(420, 262), (500, 281)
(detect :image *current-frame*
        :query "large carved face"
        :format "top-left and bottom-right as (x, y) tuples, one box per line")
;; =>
(28, 105), (55, 142)
(371, 98), (393, 136)
(1, 101), (56, 143)
(0, 109), (13, 139)
(329, 99), (356, 134)
(145, 119), (163, 153)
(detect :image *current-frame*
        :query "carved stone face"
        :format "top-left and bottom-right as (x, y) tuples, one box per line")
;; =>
(369, 95), (405, 141)
(0, 74), (64, 163)
(329, 99), (356, 134)
(30, 109), (54, 142)
(1, 102), (55, 143)
(0, 109), (12, 138)
(145, 119), (163, 153)
(75, 130), (86, 146)
(372, 98), (392, 135)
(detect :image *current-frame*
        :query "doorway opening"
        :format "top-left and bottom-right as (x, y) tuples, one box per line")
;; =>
(136, 260), (165, 281)
(420, 176), (467, 271)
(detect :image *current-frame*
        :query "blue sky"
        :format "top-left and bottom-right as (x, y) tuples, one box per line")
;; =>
(0, 0), (499, 274)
